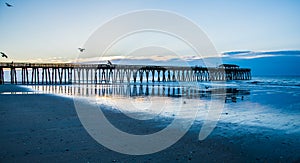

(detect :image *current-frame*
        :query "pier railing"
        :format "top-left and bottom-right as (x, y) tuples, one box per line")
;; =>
(0, 62), (251, 84)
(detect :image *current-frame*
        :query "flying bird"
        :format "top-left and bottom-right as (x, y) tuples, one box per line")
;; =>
(107, 60), (112, 65)
(78, 48), (85, 52)
(1, 52), (8, 58)
(5, 2), (13, 7)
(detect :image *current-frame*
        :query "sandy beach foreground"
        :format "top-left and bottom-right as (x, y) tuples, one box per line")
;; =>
(0, 85), (299, 162)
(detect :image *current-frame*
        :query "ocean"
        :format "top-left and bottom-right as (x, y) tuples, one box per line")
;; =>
(6, 75), (298, 135)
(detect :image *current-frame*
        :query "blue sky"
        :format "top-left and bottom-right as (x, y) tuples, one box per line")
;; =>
(0, 0), (300, 75)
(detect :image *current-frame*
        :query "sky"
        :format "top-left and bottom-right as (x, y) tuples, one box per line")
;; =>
(0, 0), (300, 75)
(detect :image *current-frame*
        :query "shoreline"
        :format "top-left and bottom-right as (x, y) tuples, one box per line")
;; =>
(0, 84), (299, 162)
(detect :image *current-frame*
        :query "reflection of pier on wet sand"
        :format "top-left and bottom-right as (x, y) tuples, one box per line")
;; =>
(32, 84), (250, 102)
(0, 63), (251, 84)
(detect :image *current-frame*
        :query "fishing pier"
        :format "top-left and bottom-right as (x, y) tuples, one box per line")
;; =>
(0, 62), (251, 84)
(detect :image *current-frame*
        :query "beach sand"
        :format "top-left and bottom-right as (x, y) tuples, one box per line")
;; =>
(0, 85), (299, 162)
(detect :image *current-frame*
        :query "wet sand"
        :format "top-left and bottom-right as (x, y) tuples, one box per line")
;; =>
(0, 85), (299, 162)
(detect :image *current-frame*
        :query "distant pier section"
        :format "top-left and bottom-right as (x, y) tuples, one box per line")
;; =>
(0, 62), (251, 84)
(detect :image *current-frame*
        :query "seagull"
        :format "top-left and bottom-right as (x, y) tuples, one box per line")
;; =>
(5, 2), (13, 7)
(107, 60), (112, 65)
(0, 52), (8, 58)
(78, 48), (85, 52)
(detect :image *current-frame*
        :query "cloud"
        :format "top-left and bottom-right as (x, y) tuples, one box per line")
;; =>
(222, 50), (300, 59)
(222, 51), (253, 56)
(13, 57), (73, 63)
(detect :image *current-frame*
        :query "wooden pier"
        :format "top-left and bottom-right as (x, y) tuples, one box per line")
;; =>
(0, 62), (251, 84)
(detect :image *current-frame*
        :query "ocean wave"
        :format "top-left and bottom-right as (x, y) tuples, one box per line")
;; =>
(247, 78), (300, 87)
